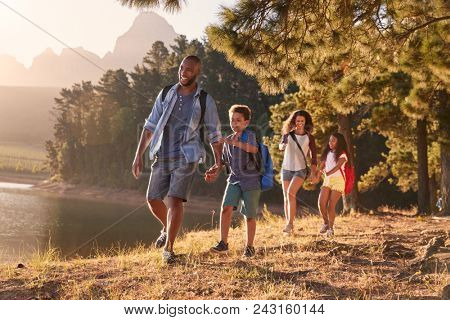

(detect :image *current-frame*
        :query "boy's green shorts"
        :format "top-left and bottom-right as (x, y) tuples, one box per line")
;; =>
(222, 183), (261, 219)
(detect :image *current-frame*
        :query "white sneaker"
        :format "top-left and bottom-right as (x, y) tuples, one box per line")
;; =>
(326, 228), (334, 237)
(319, 224), (329, 234)
(283, 223), (294, 234)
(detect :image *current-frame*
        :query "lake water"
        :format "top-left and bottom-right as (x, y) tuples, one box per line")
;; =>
(0, 182), (223, 263)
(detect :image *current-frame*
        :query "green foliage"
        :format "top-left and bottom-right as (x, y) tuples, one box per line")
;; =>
(207, 0), (449, 95)
(359, 161), (389, 193)
(360, 66), (443, 194)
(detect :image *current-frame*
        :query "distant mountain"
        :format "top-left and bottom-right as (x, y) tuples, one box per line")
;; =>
(0, 55), (28, 85)
(26, 47), (104, 87)
(0, 86), (60, 144)
(0, 12), (178, 87)
(103, 12), (178, 71)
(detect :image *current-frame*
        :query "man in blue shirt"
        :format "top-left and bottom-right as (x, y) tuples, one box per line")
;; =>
(132, 56), (223, 264)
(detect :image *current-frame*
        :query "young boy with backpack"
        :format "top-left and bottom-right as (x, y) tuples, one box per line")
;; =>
(206, 104), (273, 258)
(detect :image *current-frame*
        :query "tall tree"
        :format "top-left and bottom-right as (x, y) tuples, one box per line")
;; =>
(395, 23), (448, 214)
(359, 71), (442, 213)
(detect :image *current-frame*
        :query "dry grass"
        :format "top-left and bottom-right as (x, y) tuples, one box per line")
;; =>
(0, 209), (448, 300)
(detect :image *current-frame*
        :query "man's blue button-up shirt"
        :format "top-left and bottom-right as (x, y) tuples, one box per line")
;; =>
(143, 83), (222, 163)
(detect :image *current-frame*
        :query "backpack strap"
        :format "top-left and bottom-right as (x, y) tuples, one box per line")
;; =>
(241, 129), (263, 173)
(338, 152), (348, 181)
(221, 143), (231, 174)
(161, 84), (175, 102)
(198, 90), (208, 143)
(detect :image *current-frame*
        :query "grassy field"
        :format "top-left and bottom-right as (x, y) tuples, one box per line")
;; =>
(0, 142), (48, 173)
(0, 208), (448, 300)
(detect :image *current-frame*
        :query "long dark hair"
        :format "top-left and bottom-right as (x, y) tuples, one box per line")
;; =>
(320, 132), (351, 164)
(282, 110), (313, 135)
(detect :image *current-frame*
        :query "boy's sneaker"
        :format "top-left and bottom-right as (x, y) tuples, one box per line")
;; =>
(155, 231), (167, 248)
(162, 249), (176, 264)
(326, 228), (334, 238)
(282, 223), (294, 234)
(210, 240), (229, 254)
(242, 246), (256, 258)
(319, 224), (329, 234)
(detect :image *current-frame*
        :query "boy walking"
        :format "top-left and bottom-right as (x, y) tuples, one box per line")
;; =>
(206, 105), (261, 258)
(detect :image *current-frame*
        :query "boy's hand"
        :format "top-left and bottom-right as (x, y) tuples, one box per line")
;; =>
(219, 137), (230, 144)
(204, 171), (218, 183)
(220, 137), (237, 146)
(204, 163), (222, 183)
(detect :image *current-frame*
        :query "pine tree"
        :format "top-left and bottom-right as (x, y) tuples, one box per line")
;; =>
(359, 71), (442, 213)
(206, 0), (448, 93)
(394, 23), (448, 214)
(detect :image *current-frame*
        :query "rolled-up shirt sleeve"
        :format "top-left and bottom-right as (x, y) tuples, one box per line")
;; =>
(204, 94), (222, 144)
(143, 90), (164, 133)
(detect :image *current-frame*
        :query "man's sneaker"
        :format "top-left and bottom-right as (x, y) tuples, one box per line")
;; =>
(155, 231), (167, 248)
(242, 246), (256, 258)
(162, 249), (176, 264)
(326, 228), (334, 237)
(210, 240), (229, 254)
(319, 224), (329, 234)
(283, 223), (294, 234)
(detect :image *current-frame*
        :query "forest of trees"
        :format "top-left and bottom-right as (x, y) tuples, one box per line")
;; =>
(47, 0), (449, 215)
(206, 0), (449, 214)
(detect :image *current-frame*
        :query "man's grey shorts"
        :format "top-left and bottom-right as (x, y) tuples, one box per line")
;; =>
(281, 168), (309, 181)
(146, 158), (198, 202)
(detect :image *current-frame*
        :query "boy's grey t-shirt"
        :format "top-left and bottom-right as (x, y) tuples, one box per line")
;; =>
(223, 130), (261, 191)
(157, 91), (195, 159)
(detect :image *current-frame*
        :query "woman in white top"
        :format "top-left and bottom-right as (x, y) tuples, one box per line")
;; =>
(279, 110), (318, 234)
(317, 132), (350, 237)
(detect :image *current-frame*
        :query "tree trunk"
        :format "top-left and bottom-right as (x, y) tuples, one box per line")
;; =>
(429, 172), (437, 214)
(338, 113), (359, 212)
(441, 142), (450, 216)
(417, 118), (430, 214)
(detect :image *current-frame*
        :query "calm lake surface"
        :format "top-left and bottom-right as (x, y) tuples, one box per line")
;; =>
(0, 182), (222, 263)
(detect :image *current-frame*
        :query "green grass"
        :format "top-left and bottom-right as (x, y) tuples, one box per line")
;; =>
(0, 142), (48, 173)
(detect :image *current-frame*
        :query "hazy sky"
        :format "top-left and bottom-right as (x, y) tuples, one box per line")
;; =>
(0, 0), (236, 67)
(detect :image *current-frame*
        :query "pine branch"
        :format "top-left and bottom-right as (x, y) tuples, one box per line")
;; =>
(396, 15), (450, 40)
(118, 0), (183, 12)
